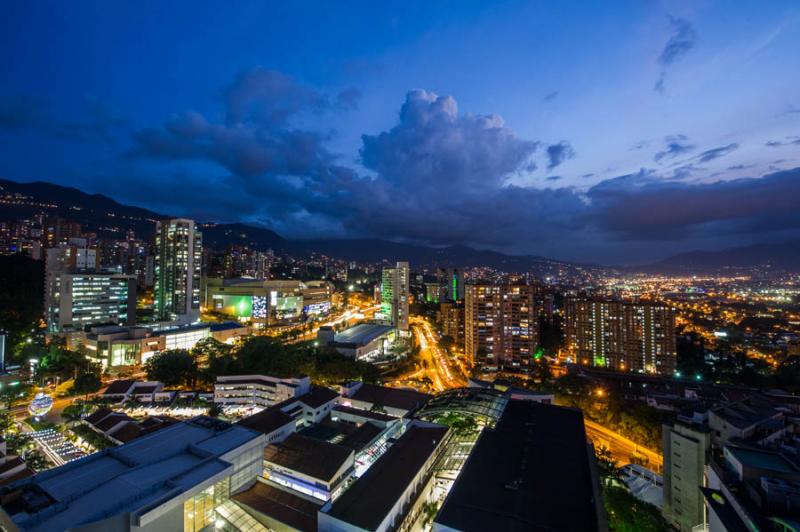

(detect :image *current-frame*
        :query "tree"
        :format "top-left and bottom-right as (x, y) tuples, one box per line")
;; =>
(144, 349), (197, 388)
(0, 411), (14, 434)
(62, 403), (88, 425)
(207, 402), (223, 418)
(71, 365), (102, 396)
(23, 450), (49, 472)
(603, 485), (671, 532)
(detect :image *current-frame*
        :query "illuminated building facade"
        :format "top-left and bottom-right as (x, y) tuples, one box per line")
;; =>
(381, 261), (409, 332)
(437, 267), (464, 302)
(465, 284), (539, 371)
(154, 218), (202, 324)
(439, 301), (465, 346)
(563, 297), (677, 375)
(46, 272), (135, 332)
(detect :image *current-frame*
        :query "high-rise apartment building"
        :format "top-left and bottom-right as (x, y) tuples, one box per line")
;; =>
(46, 272), (136, 332)
(381, 261), (409, 332)
(465, 284), (539, 371)
(439, 301), (465, 346)
(154, 219), (202, 324)
(437, 267), (464, 302)
(563, 298), (677, 375)
(662, 420), (712, 531)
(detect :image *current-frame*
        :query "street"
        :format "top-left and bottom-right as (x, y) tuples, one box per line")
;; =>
(584, 418), (663, 472)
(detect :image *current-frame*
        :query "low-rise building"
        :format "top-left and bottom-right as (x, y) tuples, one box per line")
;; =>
(263, 433), (354, 502)
(340, 381), (431, 418)
(215, 375), (311, 408)
(318, 421), (450, 532)
(318, 323), (395, 361)
(0, 417), (267, 532)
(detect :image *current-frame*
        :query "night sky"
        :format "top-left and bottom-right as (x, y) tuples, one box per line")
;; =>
(2, 1), (799, 264)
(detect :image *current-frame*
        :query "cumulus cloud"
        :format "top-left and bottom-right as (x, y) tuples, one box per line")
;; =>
(360, 89), (539, 190)
(654, 17), (696, 92)
(546, 141), (575, 169)
(118, 74), (800, 261)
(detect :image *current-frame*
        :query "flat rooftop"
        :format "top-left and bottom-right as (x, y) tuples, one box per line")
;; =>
(334, 323), (392, 346)
(349, 383), (431, 413)
(263, 433), (352, 482)
(435, 400), (600, 532)
(237, 406), (295, 435)
(727, 447), (799, 475)
(233, 481), (320, 532)
(326, 424), (448, 530)
(0, 417), (263, 532)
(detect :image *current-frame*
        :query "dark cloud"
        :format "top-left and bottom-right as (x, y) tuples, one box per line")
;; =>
(654, 134), (695, 162)
(222, 67), (328, 127)
(586, 167), (800, 240)
(546, 141), (575, 169)
(542, 91), (559, 103)
(694, 143), (738, 162)
(118, 77), (800, 261)
(654, 17), (696, 92)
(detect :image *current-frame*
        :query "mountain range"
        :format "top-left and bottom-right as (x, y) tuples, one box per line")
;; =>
(1, 178), (799, 274)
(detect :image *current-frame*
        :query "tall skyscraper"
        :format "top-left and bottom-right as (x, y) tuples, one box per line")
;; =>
(437, 267), (464, 302)
(563, 297), (677, 375)
(381, 261), (409, 332)
(154, 219), (202, 324)
(465, 284), (539, 371)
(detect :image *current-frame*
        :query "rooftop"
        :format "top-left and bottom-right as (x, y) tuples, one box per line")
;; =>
(349, 383), (431, 413)
(232, 481), (320, 532)
(102, 380), (135, 395)
(0, 417), (263, 532)
(237, 407), (295, 435)
(326, 424), (448, 530)
(727, 446), (799, 475)
(435, 400), (600, 532)
(333, 404), (396, 423)
(298, 386), (339, 409)
(334, 323), (393, 346)
(263, 433), (353, 482)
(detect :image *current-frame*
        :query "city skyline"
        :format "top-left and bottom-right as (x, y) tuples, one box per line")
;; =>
(2, 1), (800, 264)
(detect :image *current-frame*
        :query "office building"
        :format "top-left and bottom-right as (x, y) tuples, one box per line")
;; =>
(662, 420), (712, 531)
(46, 272), (135, 333)
(154, 218), (202, 324)
(74, 322), (248, 369)
(465, 284), (540, 371)
(0, 417), (267, 532)
(564, 297), (677, 375)
(437, 267), (464, 302)
(381, 261), (409, 332)
(215, 375), (312, 408)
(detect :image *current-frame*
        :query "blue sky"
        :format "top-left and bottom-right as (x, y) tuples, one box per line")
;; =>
(1, 1), (799, 264)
